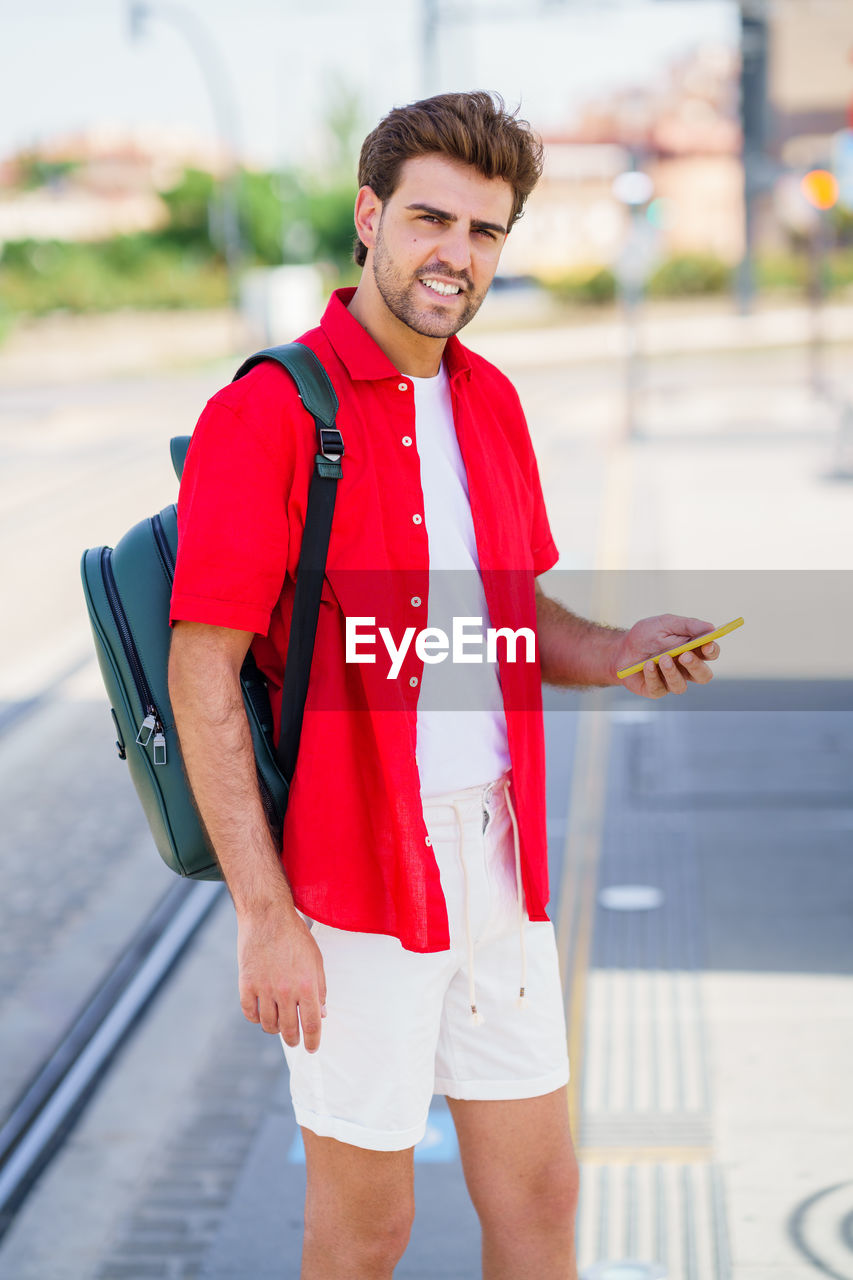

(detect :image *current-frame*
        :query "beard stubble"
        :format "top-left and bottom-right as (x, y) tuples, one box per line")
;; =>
(371, 215), (488, 338)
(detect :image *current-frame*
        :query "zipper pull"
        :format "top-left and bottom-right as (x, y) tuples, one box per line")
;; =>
(153, 730), (167, 765)
(136, 713), (156, 745)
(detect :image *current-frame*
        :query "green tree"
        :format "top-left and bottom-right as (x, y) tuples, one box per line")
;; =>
(239, 169), (290, 265)
(14, 153), (80, 190)
(158, 168), (217, 251)
(647, 253), (731, 297)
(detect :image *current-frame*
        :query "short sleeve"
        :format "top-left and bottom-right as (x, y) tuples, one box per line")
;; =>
(496, 371), (559, 576)
(528, 440), (559, 576)
(169, 391), (293, 635)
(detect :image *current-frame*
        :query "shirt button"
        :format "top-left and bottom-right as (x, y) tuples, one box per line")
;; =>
(409, 676), (419, 687)
(410, 596), (421, 607)
(398, 381), (408, 392)
(412, 513), (422, 525)
(402, 435), (412, 447)
(425, 836), (432, 847)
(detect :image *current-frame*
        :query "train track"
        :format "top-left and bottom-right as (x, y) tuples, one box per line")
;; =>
(0, 876), (225, 1239)
(0, 655), (227, 1239)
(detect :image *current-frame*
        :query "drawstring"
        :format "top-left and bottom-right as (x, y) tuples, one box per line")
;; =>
(503, 779), (528, 1011)
(450, 776), (527, 1026)
(453, 800), (484, 1025)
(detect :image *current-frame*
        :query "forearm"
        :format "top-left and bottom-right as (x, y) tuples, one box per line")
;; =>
(169, 650), (296, 917)
(535, 591), (626, 689)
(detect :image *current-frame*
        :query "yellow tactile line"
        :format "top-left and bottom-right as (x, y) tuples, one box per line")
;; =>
(557, 443), (633, 1134)
(556, 441), (714, 1162)
(558, 694), (609, 1135)
(579, 1147), (713, 1165)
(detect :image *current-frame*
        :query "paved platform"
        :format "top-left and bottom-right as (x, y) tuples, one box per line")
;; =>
(183, 688), (853, 1280)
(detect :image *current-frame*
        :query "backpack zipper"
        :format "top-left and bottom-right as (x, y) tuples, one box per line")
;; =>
(100, 547), (167, 764)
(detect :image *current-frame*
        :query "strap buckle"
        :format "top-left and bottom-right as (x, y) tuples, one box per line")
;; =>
(318, 426), (344, 461)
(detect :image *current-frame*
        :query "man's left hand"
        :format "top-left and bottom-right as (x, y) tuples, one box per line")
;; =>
(614, 614), (720, 699)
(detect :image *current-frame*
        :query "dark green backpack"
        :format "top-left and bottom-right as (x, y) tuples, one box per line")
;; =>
(80, 343), (343, 880)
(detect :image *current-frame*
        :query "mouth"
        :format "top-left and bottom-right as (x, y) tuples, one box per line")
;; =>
(418, 277), (464, 300)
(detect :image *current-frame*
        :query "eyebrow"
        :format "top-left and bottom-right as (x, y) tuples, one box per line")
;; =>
(404, 202), (508, 237)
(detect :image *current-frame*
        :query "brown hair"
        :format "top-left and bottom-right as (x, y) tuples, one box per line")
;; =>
(353, 91), (543, 266)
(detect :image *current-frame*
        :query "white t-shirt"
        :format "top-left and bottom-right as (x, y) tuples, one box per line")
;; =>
(405, 360), (511, 796)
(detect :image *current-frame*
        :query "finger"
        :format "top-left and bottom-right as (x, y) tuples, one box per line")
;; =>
(298, 993), (323, 1055)
(658, 654), (687, 694)
(258, 995), (282, 1037)
(643, 660), (668, 699)
(700, 642), (719, 660)
(239, 987), (260, 1024)
(679, 651), (713, 683)
(277, 997), (301, 1047)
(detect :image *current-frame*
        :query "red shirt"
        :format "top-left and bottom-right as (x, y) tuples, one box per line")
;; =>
(170, 287), (559, 953)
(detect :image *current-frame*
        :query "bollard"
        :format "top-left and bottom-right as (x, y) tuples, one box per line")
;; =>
(827, 401), (853, 481)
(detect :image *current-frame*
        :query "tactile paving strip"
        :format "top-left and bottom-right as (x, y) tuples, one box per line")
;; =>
(576, 1161), (731, 1280)
(567, 710), (732, 1280)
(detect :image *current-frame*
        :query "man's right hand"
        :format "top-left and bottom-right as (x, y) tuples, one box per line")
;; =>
(169, 622), (328, 1051)
(237, 904), (327, 1053)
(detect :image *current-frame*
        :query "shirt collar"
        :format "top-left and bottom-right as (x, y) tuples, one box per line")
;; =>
(320, 286), (472, 384)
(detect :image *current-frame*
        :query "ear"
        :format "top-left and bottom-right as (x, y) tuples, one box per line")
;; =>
(354, 185), (382, 255)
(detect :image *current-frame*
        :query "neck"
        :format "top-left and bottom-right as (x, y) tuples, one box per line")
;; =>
(347, 270), (447, 378)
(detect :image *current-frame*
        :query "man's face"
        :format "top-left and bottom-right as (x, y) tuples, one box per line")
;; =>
(366, 154), (514, 339)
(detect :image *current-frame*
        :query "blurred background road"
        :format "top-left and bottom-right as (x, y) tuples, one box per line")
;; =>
(1, 2), (852, 1278)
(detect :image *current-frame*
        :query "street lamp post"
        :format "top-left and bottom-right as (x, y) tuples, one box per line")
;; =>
(612, 168), (656, 442)
(800, 168), (839, 400)
(422, 0), (441, 97)
(128, 1), (244, 303)
(736, 0), (770, 315)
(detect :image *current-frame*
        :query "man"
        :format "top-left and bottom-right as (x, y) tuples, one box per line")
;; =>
(168, 92), (720, 1279)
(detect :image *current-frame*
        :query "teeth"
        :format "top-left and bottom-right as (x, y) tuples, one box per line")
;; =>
(422, 279), (460, 297)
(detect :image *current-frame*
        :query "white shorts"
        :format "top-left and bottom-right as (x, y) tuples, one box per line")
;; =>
(281, 771), (570, 1151)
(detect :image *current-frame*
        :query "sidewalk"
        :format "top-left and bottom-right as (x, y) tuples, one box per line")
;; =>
(471, 297), (853, 368)
(2, 294), (853, 385)
(0, 308), (248, 386)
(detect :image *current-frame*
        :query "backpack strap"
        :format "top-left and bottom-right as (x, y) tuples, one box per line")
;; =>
(233, 342), (338, 430)
(231, 343), (344, 785)
(170, 343), (344, 787)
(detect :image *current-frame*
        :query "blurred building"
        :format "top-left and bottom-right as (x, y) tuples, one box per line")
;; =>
(769, 0), (852, 167)
(0, 125), (225, 243)
(500, 43), (743, 278)
(730, 0), (853, 253)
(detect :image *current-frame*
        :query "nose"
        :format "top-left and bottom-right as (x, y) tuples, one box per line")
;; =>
(435, 222), (472, 276)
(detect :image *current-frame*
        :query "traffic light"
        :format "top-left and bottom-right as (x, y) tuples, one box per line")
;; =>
(801, 170), (840, 211)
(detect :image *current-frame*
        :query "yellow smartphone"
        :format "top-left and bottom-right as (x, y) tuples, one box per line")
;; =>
(616, 616), (744, 680)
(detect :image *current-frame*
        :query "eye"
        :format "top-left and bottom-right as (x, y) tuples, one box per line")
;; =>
(419, 214), (441, 225)
(475, 228), (496, 240)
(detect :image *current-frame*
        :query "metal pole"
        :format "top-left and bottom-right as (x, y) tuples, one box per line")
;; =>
(808, 213), (828, 399)
(735, 0), (769, 315)
(613, 161), (652, 442)
(422, 0), (440, 97)
(623, 281), (641, 442)
(129, 1), (243, 303)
